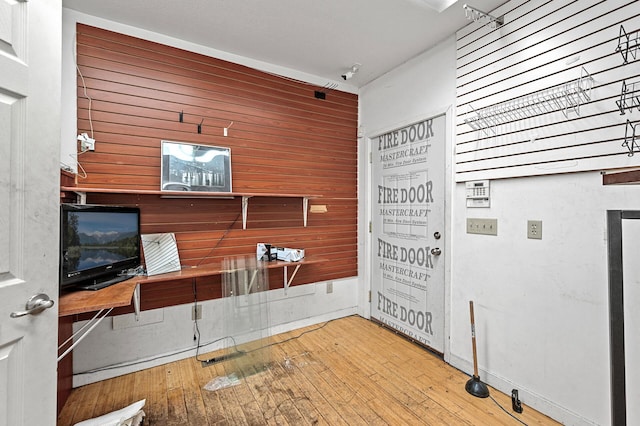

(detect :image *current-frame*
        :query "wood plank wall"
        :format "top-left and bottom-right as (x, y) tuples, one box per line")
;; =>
(455, 0), (640, 182)
(70, 24), (358, 313)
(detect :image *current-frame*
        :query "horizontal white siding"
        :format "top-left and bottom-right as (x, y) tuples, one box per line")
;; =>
(455, 0), (640, 181)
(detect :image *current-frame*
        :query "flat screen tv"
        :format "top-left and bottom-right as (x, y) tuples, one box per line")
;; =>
(60, 204), (141, 291)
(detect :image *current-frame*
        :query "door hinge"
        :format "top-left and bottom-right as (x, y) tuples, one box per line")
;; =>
(368, 290), (371, 302)
(369, 221), (372, 233)
(369, 152), (372, 164)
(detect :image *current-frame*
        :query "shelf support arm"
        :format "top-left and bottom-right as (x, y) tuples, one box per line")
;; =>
(133, 283), (140, 321)
(283, 263), (303, 293)
(57, 307), (114, 362)
(72, 191), (87, 205)
(242, 196), (252, 230)
(303, 197), (309, 227)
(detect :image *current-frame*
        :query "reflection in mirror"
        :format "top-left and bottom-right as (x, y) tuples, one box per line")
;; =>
(161, 141), (232, 193)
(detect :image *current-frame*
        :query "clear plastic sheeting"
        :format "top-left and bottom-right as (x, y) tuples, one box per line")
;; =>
(220, 256), (272, 380)
(203, 373), (241, 391)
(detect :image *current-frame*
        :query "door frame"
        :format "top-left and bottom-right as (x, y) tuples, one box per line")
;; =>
(363, 105), (454, 361)
(607, 209), (640, 426)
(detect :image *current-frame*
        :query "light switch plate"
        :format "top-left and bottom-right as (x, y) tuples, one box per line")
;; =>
(467, 218), (498, 236)
(527, 220), (542, 239)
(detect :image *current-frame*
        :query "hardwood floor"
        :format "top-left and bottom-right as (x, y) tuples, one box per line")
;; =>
(58, 315), (560, 425)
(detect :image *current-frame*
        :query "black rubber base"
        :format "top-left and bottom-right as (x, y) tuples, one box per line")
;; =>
(465, 375), (490, 398)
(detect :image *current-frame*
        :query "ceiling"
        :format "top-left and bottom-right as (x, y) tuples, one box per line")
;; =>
(62, 0), (505, 88)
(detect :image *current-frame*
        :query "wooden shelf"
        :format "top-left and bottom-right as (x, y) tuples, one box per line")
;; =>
(60, 186), (321, 229)
(602, 169), (640, 185)
(136, 257), (328, 294)
(58, 280), (138, 317)
(60, 186), (321, 199)
(58, 257), (327, 317)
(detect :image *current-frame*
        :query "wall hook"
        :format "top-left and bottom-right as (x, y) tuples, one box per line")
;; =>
(224, 121), (234, 137)
(198, 118), (204, 134)
(179, 110), (184, 122)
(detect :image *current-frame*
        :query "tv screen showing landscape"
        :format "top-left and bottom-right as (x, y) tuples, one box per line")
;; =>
(60, 205), (140, 288)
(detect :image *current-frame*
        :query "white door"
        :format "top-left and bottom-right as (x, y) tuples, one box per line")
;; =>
(370, 113), (446, 353)
(0, 1), (62, 424)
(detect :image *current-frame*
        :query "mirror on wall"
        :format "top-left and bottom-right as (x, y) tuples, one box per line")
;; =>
(161, 140), (232, 193)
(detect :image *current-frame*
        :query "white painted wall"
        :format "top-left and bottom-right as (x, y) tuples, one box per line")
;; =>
(73, 278), (358, 386)
(360, 30), (640, 426)
(449, 172), (640, 426)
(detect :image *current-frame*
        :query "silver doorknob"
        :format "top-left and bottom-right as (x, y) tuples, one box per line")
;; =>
(431, 248), (442, 256)
(10, 293), (55, 318)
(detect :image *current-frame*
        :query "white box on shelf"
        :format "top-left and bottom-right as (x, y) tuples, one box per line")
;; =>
(276, 247), (305, 262)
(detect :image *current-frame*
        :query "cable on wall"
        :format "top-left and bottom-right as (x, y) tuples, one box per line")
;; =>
(76, 63), (94, 141)
(195, 211), (242, 267)
(73, 35), (95, 177)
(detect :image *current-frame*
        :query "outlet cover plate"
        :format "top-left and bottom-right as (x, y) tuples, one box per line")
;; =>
(467, 218), (498, 236)
(527, 220), (542, 239)
(192, 304), (202, 320)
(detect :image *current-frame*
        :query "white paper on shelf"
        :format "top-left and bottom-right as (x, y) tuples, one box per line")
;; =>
(141, 233), (181, 276)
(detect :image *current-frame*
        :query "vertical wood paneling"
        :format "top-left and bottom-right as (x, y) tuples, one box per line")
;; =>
(57, 315), (74, 414)
(70, 24), (358, 309)
(455, 0), (640, 181)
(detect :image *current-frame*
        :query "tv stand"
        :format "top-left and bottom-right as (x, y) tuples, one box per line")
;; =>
(75, 274), (134, 291)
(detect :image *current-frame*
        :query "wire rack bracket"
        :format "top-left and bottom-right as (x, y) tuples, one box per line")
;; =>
(616, 80), (640, 115)
(464, 67), (594, 136)
(623, 119), (640, 157)
(616, 25), (640, 65)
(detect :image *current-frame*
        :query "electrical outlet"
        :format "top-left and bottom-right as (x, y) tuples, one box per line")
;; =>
(82, 139), (95, 151)
(527, 220), (542, 239)
(77, 133), (95, 151)
(466, 218), (498, 236)
(326, 281), (333, 294)
(192, 304), (202, 320)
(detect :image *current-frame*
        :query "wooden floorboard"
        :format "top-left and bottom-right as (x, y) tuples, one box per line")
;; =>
(58, 315), (560, 425)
